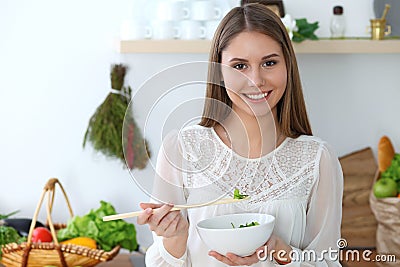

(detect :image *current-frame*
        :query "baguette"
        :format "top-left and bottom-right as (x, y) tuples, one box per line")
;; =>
(378, 135), (395, 172)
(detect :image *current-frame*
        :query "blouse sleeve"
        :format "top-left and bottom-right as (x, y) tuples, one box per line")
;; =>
(281, 142), (343, 266)
(145, 131), (191, 267)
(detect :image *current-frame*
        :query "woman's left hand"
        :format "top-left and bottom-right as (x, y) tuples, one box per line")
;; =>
(208, 234), (291, 266)
(208, 245), (265, 266)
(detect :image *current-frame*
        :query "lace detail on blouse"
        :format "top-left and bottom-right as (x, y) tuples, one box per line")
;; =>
(179, 126), (323, 210)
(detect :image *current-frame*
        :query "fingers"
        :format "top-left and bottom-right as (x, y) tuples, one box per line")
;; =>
(150, 211), (183, 237)
(136, 203), (171, 225)
(208, 251), (236, 266)
(208, 251), (260, 266)
(139, 202), (163, 209)
(137, 207), (153, 225)
(226, 252), (259, 266)
(265, 233), (278, 249)
(137, 203), (186, 238)
(147, 204), (175, 228)
(162, 212), (181, 237)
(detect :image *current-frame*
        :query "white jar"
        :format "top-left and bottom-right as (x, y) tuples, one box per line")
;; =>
(330, 5), (346, 38)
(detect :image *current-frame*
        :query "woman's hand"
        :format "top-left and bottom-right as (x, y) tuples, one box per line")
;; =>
(137, 202), (189, 258)
(208, 234), (292, 266)
(137, 203), (189, 238)
(208, 246), (265, 266)
(266, 234), (292, 264)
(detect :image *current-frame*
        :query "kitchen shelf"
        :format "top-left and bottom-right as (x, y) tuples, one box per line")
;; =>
(118, 39), (400, 54)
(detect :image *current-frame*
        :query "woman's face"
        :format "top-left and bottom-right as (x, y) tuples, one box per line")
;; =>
(220, 31), (287, 118)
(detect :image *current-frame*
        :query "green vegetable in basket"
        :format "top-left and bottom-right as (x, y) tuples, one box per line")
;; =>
(57, 201), (137, 252)
(381, 153), (400, 192)
(0, 225), (25, 259)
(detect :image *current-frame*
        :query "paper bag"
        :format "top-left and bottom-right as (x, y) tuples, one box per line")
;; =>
(369, 171), (400, 267)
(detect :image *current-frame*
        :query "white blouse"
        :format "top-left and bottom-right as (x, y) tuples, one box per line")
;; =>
(145, 125), (343, 267)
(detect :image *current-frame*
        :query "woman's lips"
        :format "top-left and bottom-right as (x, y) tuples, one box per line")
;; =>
(242, 91), (272, 103)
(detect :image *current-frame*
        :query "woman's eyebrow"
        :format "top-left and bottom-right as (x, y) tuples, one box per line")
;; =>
(228, 53), (280, 62)
(261, 53), (280, 60)
(228, 57), (248, 62)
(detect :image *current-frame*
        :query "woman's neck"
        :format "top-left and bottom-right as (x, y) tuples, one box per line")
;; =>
(219, 108), (282, 158)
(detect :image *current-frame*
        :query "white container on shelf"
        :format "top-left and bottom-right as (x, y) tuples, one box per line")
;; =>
(120, 19), (152, 40)
(150, 20), (181, 39)
(179, 20), (207, 40)
(156, 0), (191, 21)
(191, 0), (222, 21)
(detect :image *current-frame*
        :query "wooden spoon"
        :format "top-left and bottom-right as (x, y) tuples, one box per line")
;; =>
(103, 197), (250, 221)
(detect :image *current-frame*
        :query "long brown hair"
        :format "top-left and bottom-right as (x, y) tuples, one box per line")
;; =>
(198, 3), (312, 138)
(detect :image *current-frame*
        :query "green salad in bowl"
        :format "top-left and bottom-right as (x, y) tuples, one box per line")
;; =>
(196, 213), (275, 257)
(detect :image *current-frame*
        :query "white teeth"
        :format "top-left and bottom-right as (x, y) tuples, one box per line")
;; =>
(244, 92), (268, 100)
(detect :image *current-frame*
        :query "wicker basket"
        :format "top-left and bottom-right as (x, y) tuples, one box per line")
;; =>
(0, 178), (120, 267)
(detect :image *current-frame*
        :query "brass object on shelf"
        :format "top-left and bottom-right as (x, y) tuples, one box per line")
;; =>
(370, 19), (391, 40)
(369, 4), (391, 40)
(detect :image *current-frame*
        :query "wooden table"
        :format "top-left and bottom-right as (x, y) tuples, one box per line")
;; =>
(97, 253), (133, 267)
(0, 254), (134, 267)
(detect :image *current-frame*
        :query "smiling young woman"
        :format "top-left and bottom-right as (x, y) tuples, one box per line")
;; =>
(139, 4), (343, 267)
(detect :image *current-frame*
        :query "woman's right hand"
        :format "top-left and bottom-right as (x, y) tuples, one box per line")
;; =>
(137, 203), (189, 258)
(137, 203), (189, 239)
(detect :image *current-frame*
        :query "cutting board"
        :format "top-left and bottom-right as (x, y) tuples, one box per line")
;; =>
(339, 147), (378, 248)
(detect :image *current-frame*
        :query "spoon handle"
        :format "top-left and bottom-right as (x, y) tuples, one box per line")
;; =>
(102, 197), (249, 221)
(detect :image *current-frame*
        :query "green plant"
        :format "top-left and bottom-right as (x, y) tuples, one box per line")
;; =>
(83, 64), (151, 169)
(292, 18), (319, 43)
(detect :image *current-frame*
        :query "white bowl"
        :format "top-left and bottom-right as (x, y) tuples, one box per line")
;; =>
(196, 213), (275, 257)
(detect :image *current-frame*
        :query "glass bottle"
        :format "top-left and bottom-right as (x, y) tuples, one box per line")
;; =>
(330, 6), (346, 38)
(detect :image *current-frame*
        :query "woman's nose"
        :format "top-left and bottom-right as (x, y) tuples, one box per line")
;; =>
(247, 68), (265, 88)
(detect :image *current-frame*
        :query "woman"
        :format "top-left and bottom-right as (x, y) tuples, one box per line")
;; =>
(138, 4), (343, 266)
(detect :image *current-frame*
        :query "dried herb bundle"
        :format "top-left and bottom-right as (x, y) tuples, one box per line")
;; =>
(83, 64), (150, 169)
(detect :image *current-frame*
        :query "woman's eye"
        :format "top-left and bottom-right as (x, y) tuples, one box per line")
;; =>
(262, 60), (277, 67)
(233, 63), (247, 70)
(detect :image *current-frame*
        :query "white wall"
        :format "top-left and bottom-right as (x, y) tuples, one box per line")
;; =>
(1, 0), (399, 249)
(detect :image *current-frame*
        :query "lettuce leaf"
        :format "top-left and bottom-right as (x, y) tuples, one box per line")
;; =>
(381, 153), (400, 192)
(0, 226), (25, 259)
(57, 201), (137, 251)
